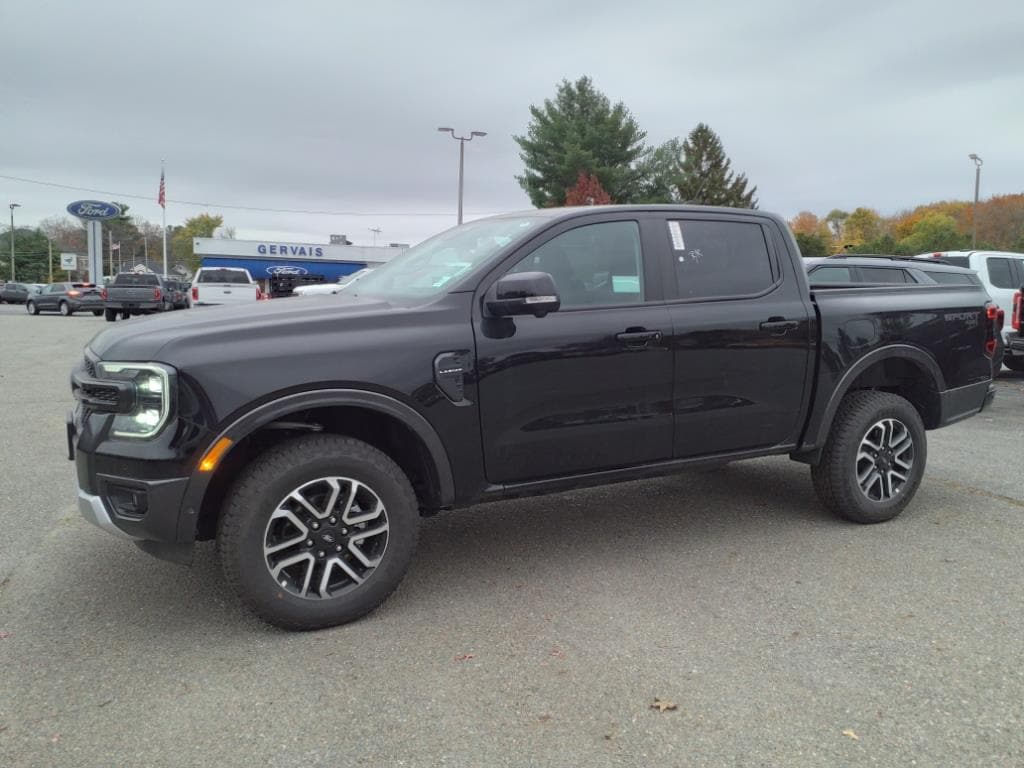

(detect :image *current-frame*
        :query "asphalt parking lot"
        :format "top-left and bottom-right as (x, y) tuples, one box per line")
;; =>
(1, 302), (1022, 767)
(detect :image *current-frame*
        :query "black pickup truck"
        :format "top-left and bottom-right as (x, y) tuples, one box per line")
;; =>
(68, 206), (998, 629)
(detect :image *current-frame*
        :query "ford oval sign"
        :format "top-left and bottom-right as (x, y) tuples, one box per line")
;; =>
(267, 265), (309, 276)
(66, 200), (122, 221)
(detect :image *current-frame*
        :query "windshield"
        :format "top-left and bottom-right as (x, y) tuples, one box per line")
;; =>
(350, 216), (542, 303)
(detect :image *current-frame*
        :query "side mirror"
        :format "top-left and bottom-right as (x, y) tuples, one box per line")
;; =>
(486, 271), (561, 318)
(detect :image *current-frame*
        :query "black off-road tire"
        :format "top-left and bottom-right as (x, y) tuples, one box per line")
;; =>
(811, 391), (926, 524)
(104, 308), (117, 322)
(92, 309), (103, 317)
(217, 434), (420, 630)
(1003, 356), (1024, 372)
(26, 300), (38, 315)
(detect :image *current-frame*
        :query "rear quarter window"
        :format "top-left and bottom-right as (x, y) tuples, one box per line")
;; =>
(925, 271), (979, 286)
(986, 258), (1017, 289)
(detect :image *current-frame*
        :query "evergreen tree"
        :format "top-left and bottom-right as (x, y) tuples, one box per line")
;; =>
(515, 76), (647, 207)
(675, 123), (757, 208)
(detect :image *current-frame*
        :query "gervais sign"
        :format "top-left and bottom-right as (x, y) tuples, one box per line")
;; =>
(66, 200), (122, 220)
(258, 244), (324, 257)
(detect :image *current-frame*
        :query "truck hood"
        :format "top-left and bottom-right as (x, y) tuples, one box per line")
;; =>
(86, 294), (403, 362)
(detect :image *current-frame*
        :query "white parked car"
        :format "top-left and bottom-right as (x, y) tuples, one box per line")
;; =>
(190, 267), (259, 306)
(912, 251), (1024, 371)
(292, 268), (373, 297)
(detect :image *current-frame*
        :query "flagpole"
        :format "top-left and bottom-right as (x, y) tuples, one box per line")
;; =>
(161, 160), (168, 276)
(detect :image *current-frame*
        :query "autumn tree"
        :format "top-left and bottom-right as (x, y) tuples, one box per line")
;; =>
(38, 215), (87, 253)
(564, 171), (612, 206)
(840, 208), (884, 249)
(171, 213), (225, 273)
(897, 213), (967, 254)
(515, 76), (648, 207)
(824, 209), (849, 239)
(673, 123), (757, 208)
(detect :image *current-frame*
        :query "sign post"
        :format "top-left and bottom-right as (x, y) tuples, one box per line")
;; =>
(65, 200), (122, 284)
(60, 252), (77, 279)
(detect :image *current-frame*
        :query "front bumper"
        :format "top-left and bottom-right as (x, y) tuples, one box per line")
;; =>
(78, 488), (138, 540)
(68, 404), (204, 565)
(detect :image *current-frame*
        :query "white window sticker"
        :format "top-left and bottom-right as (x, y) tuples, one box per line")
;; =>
(668, 221), (685, 251)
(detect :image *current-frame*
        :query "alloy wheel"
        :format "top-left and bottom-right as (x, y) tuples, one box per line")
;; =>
(856, 418), (914, 502)
(263, 476), (389, 600)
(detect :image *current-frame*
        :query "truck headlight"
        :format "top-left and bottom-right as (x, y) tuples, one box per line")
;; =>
(96, 362), (173, 439)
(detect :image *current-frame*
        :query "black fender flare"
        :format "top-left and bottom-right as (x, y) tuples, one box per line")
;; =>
(800, 344), (945, 460)
(177, 389), (455, 540)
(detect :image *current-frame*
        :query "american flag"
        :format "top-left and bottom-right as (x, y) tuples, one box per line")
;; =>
(158, 168), (166, 209)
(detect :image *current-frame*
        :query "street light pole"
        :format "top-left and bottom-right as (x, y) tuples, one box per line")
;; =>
(9, 203), (20, 281)
(969, 153), (983, 249)
(437, 127), (487, 225)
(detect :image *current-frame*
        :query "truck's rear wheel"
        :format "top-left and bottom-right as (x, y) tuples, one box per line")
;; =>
(1003, 356), (1024, 372)
(218, 434), (419, 630)
(811, 391), (926, 524)
(104, 308), (117, 322)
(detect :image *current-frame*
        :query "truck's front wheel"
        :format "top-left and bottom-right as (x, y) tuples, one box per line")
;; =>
(811, 391), (926, 524)
(218, 434), (420, 630)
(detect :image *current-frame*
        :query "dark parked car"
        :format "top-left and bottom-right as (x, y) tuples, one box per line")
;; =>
(69, 205), (998, 630)
(164, 279), (191, 309)
(101, 272), (174, 321)
(27, 282), (103, 316)
(804, 254), (985, 286)
(805, 255), (1005, 375)
(0, 281), (33, 304)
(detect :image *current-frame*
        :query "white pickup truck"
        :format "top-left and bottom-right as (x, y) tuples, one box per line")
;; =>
(190, 267), (259, 306)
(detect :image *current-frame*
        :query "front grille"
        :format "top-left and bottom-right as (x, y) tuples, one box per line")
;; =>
(82, 384), (119, 404)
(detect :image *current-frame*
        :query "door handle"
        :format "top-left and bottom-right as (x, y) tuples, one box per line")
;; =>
(616, 329), (663, 348)
(759, 317), (799, 334)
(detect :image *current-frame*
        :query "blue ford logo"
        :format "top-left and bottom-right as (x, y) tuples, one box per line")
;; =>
(266, 265), (309, 276)
(66, 200), (122, 221)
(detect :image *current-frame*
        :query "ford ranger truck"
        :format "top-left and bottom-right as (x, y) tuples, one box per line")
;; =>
(69, 206), (998, 630)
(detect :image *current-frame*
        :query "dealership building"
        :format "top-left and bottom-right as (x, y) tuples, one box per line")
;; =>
(193, 237), (407, 295)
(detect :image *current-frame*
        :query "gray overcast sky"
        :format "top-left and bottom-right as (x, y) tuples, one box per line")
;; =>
(3, 0), (1022, 246)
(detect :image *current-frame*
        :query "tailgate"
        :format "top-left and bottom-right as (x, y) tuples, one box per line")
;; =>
(198, 284), (257, 302)
(110, 287), (157, 301)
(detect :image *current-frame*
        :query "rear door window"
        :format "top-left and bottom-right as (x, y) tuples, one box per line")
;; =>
(667, 220), (776, 300)
(809, 266), (854, 283)
(860, 267), (910, 283)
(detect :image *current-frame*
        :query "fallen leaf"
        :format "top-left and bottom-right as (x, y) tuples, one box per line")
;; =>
(51, 733), (60, 744)
(650, 698), (677, 713)
(453, 653), (475, 662)
(537, 714), (551, 724)
(842, 729), (859, 741)
(0, 631), (12, 639)
(550, 648), (566, 659)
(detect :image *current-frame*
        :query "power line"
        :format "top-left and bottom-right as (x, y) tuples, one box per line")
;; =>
(0, 173), (509, 217)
